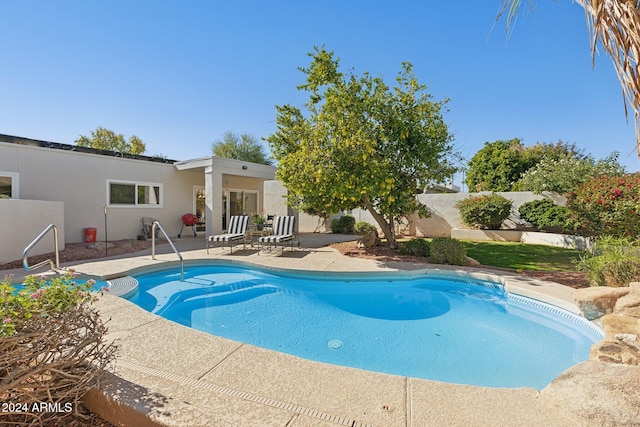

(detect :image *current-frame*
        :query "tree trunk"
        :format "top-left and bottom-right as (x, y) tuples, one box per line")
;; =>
(362, 199), (398, 249)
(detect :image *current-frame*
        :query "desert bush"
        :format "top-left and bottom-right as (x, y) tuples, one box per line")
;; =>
(355, 221), (378, 235)
(0, 270), (115, 425)
(575, 236), (640, 287)
(566, 173), (640, 237)
(429, 237), (467, 266)
(518, 199), (573, 233)
(456, 194), (513, 230)
(330, 215), (356, 233)
(398, 238), (430, 257)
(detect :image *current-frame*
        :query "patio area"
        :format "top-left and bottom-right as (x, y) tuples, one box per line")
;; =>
(4, 234), (639, 426)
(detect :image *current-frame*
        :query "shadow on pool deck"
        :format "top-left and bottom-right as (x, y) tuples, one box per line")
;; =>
(5, 233), (640, 426)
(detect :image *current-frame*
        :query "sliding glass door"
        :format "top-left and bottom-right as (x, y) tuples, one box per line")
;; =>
(222, 190), (258, 230)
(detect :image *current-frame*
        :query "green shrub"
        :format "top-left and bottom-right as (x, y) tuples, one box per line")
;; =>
(518, 199), (573, 233)
(398, 238), (430, 257)
(355, 221), (378, 235)
(429, 237), (467, 266)
(575, 236), (640, 287)
(330, 215), (356, 233)
(456, 194), (513, 230)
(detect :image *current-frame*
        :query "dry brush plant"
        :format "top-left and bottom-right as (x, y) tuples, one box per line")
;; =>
(0, 271), (116, 426)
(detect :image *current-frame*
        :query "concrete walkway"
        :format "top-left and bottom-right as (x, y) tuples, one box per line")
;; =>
(1, 234), (620, 426)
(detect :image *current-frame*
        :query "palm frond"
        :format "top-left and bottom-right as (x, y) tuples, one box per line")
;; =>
(499, 0), (640, 159)
(578, 0), (640, 157)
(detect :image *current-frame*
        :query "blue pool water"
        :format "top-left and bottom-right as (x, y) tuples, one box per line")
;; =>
(126, 264), (603, 389)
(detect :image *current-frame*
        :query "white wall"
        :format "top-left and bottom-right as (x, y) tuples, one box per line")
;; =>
(293, 191), (566, 237)
(0, 142), (204, 243)
(0, 199), (65, 264)
(412, 191), (565, 237)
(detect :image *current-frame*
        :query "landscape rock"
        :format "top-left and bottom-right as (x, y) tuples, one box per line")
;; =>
(590, 339), (640, 365)
(616, 333), (639, 343)
(541, 360), (640, 426)
(465, 256), (480, 268)
(614, 291), (640, 318)
(357, 230), (380, 249)
(574, 287), (631, 320)
(601, 313), (640, 337)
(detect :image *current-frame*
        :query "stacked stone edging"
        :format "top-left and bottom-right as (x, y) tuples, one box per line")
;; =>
(575, 282), (640, 365)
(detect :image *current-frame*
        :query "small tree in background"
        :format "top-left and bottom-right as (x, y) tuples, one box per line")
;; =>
(76, 126), (146, 154)
(465, 139), (587, 192)
(465, 139), (529, 192)
(212, 131), (273, 165)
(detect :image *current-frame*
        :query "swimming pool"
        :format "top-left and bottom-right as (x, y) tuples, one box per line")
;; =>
(126, 263), (603, 389)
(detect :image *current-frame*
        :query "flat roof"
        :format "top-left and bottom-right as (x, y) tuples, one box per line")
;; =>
(0, 133), (178, 164)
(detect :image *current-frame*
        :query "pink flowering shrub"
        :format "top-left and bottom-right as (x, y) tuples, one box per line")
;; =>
(566, 173), (640, 237)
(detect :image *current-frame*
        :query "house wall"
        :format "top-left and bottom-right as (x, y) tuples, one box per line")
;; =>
(263, 180), (288, 217)
(0, 199), (65, 264)
(0, 141), (204, 244)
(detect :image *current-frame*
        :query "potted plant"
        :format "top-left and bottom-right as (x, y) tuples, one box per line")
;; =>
(253, 214), (266, 230)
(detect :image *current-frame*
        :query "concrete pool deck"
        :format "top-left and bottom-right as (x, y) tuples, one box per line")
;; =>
(4, 234), (640, 426)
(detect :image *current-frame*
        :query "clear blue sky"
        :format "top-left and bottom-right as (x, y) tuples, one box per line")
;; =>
(1, 1), (638, 187)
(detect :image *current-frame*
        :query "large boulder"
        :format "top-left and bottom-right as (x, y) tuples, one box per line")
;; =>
(590, 339), (640, 365)
(541, 360), (640, 427)
(574, 287), (631, 320)
(614, 292), (640, 318)
(601, 313), (640, 337)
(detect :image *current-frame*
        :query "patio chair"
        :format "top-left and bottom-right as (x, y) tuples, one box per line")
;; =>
(258, 216), (297, 254)
(206, 215), (249, 254)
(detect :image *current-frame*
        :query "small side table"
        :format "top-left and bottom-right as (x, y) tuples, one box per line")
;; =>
(244, 228), (269, 249)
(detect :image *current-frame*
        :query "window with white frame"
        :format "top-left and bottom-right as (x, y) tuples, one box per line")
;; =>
(0, 172), (18, 199)
(107, 180), (162, 207)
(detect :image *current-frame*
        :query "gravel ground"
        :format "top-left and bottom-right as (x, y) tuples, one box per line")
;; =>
(1, 239), (159, 271)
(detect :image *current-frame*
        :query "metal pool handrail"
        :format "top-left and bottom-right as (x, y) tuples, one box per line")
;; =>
(23, 224), (60, 272)
(151, 221), (184, 281)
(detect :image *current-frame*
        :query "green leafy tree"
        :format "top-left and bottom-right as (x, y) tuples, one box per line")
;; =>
(212, 131), (273, 165)
(466, 139), (588, 192)
(465, 139), (531, 191)
(76, 126), (146, 154)
(268, 47), (456, 249)
(515, 152), (625, 194)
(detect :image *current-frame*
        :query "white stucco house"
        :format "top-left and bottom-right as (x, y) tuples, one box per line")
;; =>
(0, 134), (280, 264)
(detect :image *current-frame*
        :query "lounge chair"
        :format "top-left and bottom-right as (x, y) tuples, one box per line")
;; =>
(206, 215), (248, 254)
(258, 216), (297, 254)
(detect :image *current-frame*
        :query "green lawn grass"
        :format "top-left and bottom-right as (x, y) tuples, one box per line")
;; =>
(459, 240), (583, 272)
